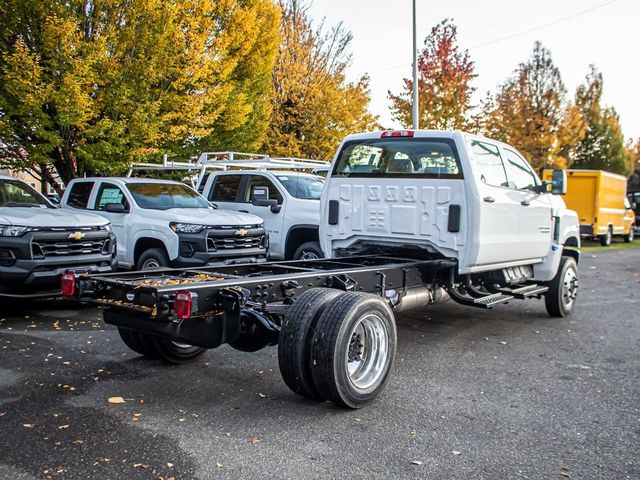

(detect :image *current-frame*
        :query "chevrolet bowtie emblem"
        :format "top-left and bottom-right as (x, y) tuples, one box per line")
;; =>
(68, 232), (86, 240)
(235, 229), (248, 237)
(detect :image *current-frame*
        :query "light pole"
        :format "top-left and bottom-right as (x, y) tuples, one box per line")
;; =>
(411, 0), (419, 130)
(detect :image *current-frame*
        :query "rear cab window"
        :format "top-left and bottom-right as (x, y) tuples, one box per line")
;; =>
(333, 137), (462, 178)
(66, 182), (94, 209)
(209, 175), (243, 202)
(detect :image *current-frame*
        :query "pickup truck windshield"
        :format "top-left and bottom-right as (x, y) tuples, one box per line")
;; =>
(127, 183), (210, 210)
(333, 138), (462, 178)
(276, 175), (325, 200)
(0, 179), (49, 207)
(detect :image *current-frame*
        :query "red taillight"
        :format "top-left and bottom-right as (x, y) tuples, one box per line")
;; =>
(60, 271), (76, 297)
(174, 290), (192, 319)
(381, 130), (414, 138)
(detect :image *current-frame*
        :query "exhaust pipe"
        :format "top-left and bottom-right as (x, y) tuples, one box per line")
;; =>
(387, 286), (449, 312)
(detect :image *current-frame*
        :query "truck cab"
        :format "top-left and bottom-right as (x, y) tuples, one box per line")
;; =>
(202, 170), (325, 260)
(320, 130), (580, 282)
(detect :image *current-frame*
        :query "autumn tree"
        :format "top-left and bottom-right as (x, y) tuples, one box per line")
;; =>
(0, 0), (280, 188)
(570, 66), (634, 176)
(263, 0), (378, 160)
(389, 18), (476, 130)
(478, 42), (584, 170)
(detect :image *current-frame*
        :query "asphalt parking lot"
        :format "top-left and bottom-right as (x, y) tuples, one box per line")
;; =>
(1, 249), (639, 480)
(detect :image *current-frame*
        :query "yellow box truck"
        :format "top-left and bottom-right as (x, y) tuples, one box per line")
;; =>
(543, 169), (635, 246)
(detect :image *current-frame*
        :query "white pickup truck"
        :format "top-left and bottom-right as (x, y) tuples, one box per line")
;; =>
(201, 170), (325, 260)
(73, 129), (580, 409)
(61, 178), (268, 270)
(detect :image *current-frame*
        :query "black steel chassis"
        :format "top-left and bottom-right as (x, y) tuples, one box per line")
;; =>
(77, 256), (456, 349)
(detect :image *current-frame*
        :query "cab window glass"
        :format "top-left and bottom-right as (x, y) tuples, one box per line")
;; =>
(470, 140), (508, 188)
(66, 182), (94, 209)
(244, 176), (283, 204)
(209, 175), (242, 202)
(94, 183), (128, 210)
(503, 149), (538, 190)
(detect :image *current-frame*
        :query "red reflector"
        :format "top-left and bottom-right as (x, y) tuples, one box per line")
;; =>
(174, 290), (192, 319)
(60, 271), (76, 297)
(381, 130), (414, 138)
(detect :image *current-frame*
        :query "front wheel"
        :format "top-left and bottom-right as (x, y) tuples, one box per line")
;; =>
(309, 292), (397, 409)
(292, 241), (324, 261)
(136, 248), (169, 271)
(545, 256), (578, 318)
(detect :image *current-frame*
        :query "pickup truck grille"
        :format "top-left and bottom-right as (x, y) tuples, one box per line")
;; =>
(32, 238), (109, 258)
(208, 236), (263, 250)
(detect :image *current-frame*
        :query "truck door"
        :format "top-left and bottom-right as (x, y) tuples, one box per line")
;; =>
(469, 140), (531, 266)
(93, 182), (131, 261)
(500, 148), (553, 258)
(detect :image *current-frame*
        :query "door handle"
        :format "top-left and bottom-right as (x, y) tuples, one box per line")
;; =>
(483, 196), (495, 203)
(521, 200), (530, 206)
(239, 210), (249, 213)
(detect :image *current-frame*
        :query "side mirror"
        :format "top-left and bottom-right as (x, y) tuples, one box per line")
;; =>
(104, 203), (128, 213)
(209, 201), (218, 209)
(251, 186), (281, 213)
(550, 169), (567, 195)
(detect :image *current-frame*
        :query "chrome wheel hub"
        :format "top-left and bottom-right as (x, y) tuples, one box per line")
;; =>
(301, 251), (320, 260)
(345, 313), (389, 390)
(562, 266), (578, 309)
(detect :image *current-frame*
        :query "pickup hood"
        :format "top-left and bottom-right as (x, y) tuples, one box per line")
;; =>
(0, 207), (109, 228)
(162, 208), (263, 226)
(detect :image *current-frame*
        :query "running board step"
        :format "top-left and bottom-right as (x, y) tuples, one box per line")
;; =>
(447, 289), (514, 309)
(497, 284), (548, 300)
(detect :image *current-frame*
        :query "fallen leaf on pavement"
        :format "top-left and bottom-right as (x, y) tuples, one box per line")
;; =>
(167, 463), (174, 468)
(410, 460), (423, 465)
(249, 437), (262, 445)
(452, 451), (462, 456)
(108, 396), (125, 404)
(216, 463), (223, 468)
(22, 424), (35, 428)
(58, 425), (69, 429)
(258, 393), (267, 398)
(560, 465), (571, 478)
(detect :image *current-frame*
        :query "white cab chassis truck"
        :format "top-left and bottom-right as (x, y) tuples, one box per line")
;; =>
(69, 130), (580, 409)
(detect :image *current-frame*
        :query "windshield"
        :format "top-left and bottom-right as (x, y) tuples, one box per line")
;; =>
(126, 183), (210, 210)
(0, 179), (49, 207)
(333, 138), (462, 178)
(276, 175), (325, 200)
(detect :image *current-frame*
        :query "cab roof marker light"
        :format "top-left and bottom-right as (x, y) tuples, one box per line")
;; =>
(381, 130), (414, 138)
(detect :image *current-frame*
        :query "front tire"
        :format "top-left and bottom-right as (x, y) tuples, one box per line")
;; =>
(545, 256), (578, 318)
(293, 241), (324, 261)
(137, 248), (169, 271)
(623, 226), (634, 243)
(309, 292), (397, 409)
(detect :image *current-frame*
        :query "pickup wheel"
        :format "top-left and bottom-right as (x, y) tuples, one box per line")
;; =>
(599, 227), (613, 246)
(309, 292), (396, 409)
(278, 288), (343, 400)
(623, 226), (634, 243)
(293, 241), (323, 261)
(137, 248), (169, 270)
(117, 329), (160, 358)
(545, 256), (578, 318)
(151, 338), (207, 364)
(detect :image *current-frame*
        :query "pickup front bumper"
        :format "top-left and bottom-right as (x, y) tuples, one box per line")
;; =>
(0, 229), (117, 298)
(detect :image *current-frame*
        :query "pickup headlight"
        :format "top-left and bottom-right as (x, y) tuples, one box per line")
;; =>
(104, 224), (112, 232)
(0, 224), (32, 237)
(170, 223), (206, 234)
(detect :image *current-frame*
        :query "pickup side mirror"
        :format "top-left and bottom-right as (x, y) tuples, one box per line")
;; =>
(104, 203), (128, 213)
(251, 186), (281, 213)
(550, 169), (567, 195)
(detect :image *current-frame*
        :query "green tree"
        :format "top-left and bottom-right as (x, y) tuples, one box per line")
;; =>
(263, 0), (378, 160)
(477, 42), (584, 170)
(389, 18), (476, 130)
(0, 0), (280, 188)
(571, 66), (634, 176)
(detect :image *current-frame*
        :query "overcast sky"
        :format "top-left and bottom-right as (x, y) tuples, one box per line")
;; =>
(308, 0), (639, 140)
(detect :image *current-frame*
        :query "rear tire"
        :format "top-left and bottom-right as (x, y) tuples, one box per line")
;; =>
(545, 256), (578, 318)
(117, 329), (160, 358)
(137, 248), (169, 271)
(309, 292), (397, 409)
(599, 227), (612, 246)
(278, 288), (343, 400)
(293, 241), (324, 261)
(623, 226), (634, 243)
(151, 337), (207, 364)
